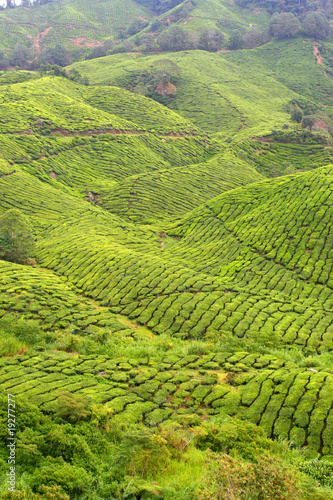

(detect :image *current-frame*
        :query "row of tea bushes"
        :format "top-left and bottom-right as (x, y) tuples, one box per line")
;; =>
(1, 349), (332, 456)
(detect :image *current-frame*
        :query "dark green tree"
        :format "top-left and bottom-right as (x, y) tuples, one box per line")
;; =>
(269, 12), (300, 39)
(11, 43), (31, 68)
(139, 34), (156, 51)
(126, 17), (149, 36)
(228, 29), (244, 50)
(0, 209), (35, 263)
(151, 19), (162, 31)
(302, 12), (330, 39)
(0, 50), (9, 69)
(199, 28), (225, 51)
(157, 26), (190, 51)
(38, 45), (69, 67)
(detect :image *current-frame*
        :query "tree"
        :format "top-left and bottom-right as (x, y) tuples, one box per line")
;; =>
(244, 28), (270, 48)
(0, 50), (9, 70)
(38, 45), (69, 67)
(0, 209), (35, 264)
(228, 29), (244, 50)
(139, 34), (156, 51)
(126, 17), (149, 36)
(11, 43), (31, 68)
(157, 26), (192, 51)
(302, 12), (330, 39)
(199, 28), (225, 51)
(151, 19), (161, 32)
(269, 12), (300, 39)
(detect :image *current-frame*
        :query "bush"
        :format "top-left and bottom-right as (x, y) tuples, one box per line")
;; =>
(126, 17), (149, 36)
(300, 459), (333, 487)
(54, 393), (92, 423)
(31, 461), (92, 495)
(198, 453), (301, 499)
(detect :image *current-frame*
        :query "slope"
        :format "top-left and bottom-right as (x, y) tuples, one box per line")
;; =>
(0, 75), (200, 134)
(0, 0), (152, 51)
(101, 151), (264, 222)
(70, 37), (333, 137)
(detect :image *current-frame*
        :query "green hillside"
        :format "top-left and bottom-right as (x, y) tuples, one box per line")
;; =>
(1, 1), (333, 499)
(70, 37), (333, 136)
(0, 0), (151, 51)
(0, 0), (266, 54)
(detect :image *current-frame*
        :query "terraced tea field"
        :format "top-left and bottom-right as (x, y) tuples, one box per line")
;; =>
(1, 349), (333, 458)
(1, 27), (333, 500)
(0, 0), (151, 51)
(71, 37), (333, 137)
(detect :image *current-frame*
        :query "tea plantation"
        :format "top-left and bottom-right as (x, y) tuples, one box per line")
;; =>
(1, 14), (333, 500)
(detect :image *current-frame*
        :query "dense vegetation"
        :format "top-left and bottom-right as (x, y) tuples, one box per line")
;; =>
(0, 0), (333, 498)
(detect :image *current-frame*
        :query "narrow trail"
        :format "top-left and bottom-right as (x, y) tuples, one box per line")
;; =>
(313, 41), (327, 76)
(33, 26), (53, 53)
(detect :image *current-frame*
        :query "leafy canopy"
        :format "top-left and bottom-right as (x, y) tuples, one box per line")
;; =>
(0, 208), (35, 263)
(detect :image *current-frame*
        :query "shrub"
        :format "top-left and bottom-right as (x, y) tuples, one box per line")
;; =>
(300, 459), (333, 487)
(31, 462), (92, 495)
(54, 393), (92, 423)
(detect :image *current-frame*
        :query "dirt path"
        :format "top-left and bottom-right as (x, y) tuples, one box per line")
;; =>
(313, 42), (323, 65)
(33, 26), (53, 53)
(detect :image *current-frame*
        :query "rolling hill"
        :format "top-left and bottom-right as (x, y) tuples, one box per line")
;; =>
(70, 37), (333, 136)
(1, 1), (333, 498)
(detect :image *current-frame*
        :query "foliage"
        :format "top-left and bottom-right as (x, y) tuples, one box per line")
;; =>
(54, 393), (92, 423)
(198, 453), (302, 499)
(0, 209), (35, 264)
(37, 45), (70, 68)
(126, 16), (149, 36)
(228, 29), (245, 50)
(157, 27), (195, 52)
(269, 12), (300, 39)
(199, 28), (225, 52)
(300, 459), (333, 488)
(302, 12), (331, 40)
(11, 43), (32, 68)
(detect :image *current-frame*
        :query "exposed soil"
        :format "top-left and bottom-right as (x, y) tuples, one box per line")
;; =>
(67, 37), (104, 48)
(313, 42), (323, 65)
(33, 26), (53, 53)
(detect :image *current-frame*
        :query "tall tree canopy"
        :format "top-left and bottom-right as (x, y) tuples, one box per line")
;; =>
(0, 209), (35, 263)
(269, 12), (300, 39)
(302, 12), (331, 39)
